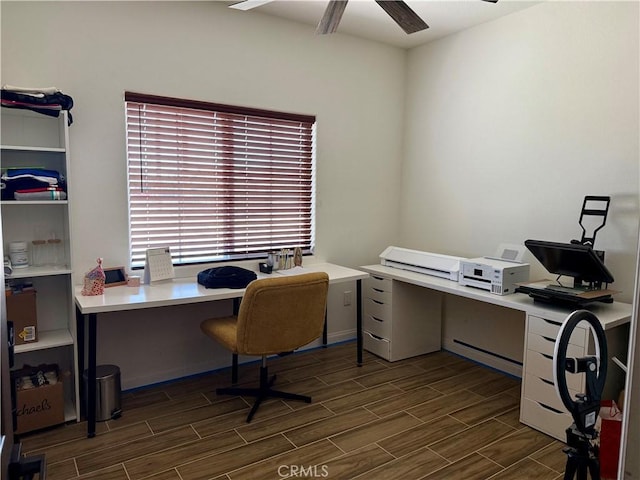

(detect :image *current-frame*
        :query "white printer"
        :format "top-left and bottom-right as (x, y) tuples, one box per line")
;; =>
(380, 246), (464, 281)
(458, 245), (529, 295)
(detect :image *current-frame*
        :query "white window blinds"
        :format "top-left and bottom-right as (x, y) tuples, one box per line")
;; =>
(124, 92), (316, 268)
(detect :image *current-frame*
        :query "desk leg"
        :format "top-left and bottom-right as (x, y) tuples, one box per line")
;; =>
(322, 310), (328, 348)
(232, 354), (238, 385)
(87, 313), (97, 438)
(75, 306), (85, 398)
(231, 298), (241, 384)
(357, 279), (362, 366)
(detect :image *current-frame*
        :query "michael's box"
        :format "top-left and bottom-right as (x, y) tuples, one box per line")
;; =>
(13, 365), (64, 434)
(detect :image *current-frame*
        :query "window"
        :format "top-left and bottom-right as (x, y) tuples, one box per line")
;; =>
(124, 92), (316, 268)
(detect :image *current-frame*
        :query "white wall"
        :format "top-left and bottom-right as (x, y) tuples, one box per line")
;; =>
(402, 1), (639, 303)
(1, 2), (405, 386)
(1, 1), (405, 274)
(402, 6), (639, 477)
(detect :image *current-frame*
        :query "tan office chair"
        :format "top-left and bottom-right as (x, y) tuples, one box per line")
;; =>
(200, 272), (329, 422)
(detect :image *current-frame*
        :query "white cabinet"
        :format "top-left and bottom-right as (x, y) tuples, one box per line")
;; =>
(520, 314), (587, 440)
(1, 108), (78, 428)
(362, 274), (442, 361)
(520, 311), (629, 441)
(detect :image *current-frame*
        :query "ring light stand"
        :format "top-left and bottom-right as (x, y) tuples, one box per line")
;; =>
(553, 310), (608, 480)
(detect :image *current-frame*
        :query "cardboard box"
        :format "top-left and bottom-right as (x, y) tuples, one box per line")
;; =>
(13, 368), (65, 434)
(6, 290), (38, 345)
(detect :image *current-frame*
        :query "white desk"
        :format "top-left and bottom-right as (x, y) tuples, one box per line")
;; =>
(75, 263), (368, 437)
(360, 264), (632, 440)
(360, 264), (631, 327)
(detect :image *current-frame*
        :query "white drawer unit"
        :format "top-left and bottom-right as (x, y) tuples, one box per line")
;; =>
(363, 296), (392, 322)
(524, 373), (580, 414)
(363, 309), (392, 339)
(363, 331), (391, 360)
(365, 274), (393, 297)
(520, 314), (589, 440)
(528, 315), (586, 347)
(362, 274), (442, 361)
(525, 348), (584, 392)
(521, 397), (572, 441)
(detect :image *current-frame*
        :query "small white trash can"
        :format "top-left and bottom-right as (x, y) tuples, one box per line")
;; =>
(83, 364), (122, 421)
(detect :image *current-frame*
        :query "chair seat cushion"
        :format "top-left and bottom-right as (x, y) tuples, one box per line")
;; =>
(200, 316), (238, 353)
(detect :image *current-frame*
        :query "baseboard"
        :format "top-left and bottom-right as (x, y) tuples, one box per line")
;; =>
(444, 336), (523, 378)
(327, 329), (356, 345)
(122, 332), (358, 390)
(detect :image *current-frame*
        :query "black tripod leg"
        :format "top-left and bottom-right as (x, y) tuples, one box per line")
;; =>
(577, 463), (588, 480)
(588, 457), (601, 480)
(564, 455), (578, 480)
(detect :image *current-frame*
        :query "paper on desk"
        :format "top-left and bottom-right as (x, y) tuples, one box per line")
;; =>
(275, 266), (306, 276)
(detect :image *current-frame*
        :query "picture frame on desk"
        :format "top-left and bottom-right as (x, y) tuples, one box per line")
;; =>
(103, 266), (127, 287)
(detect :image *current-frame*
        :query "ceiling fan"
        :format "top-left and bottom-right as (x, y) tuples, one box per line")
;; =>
(230, 0), (498, 35)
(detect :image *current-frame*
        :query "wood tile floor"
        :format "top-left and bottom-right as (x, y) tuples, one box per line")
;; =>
(18, 342), (569, 480)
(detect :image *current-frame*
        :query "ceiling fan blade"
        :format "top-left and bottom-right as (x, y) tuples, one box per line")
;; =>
(316, 0), (349, 35)
(229, 0), (274, 11)
(375, 1), (428, 34)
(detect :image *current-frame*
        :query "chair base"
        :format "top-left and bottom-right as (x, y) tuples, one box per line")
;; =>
(217, 365), (311, 423)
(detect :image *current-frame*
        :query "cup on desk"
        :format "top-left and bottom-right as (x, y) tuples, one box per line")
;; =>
(267, 252), (280, 271)
(127, 275), (141, 287)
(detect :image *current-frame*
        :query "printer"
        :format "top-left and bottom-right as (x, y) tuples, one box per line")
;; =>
(459, 256), (530, 295)
(380, 246), (464, 281)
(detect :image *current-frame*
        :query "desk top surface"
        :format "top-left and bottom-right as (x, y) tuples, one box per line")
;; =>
(360, 264), (632, 329)
(75, 262), (368, 314)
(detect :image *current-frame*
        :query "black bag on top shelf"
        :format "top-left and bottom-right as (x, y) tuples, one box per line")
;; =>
(1, 88), (74, 125)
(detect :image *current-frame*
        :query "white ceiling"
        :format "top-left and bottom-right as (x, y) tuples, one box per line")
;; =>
(225, 0), (541, 49)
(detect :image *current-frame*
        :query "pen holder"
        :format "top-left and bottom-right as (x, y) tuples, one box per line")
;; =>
(267, 252), (280, 271)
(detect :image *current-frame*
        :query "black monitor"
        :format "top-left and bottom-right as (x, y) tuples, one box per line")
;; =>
(524, 239), (614, 285)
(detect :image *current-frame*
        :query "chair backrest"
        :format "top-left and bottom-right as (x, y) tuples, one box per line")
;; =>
(235, 272), (329, 356)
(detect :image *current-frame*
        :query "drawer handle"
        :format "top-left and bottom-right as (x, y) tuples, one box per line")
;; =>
(542, 336), (555, 343)
(372, 299), (384, 305)
(367, 332), (384, 341)
(372, 276), (385, 281)
(541, 353), (553, 360)
(371, 316), (384, 323)
(537, 401), (563, 415)
(543, 319), (562, 327)
(540, 377), (555, 386)
(372, 288), (384, 293)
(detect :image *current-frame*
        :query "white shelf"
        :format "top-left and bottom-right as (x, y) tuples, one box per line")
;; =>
(8, 265), (72, 279)
(1, 145), (65, 153)
(64, 401), (77, 423)
(14, 329), (73, 354)
(3, 108), (79, 430)
(1, 200), (69, 206)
